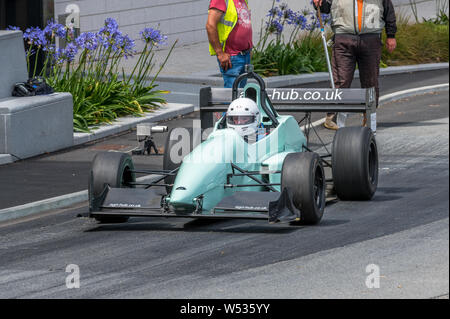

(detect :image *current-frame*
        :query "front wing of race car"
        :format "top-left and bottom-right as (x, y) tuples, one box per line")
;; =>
(90, 186), (300, 224)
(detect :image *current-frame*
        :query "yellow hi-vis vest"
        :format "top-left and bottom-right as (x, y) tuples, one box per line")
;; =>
(209, 0), (248, 56)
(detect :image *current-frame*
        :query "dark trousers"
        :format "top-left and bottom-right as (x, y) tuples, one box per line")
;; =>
(331, 34), (382, 116)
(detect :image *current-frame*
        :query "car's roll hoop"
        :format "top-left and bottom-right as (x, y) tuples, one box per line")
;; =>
(232, 66), (280, 127)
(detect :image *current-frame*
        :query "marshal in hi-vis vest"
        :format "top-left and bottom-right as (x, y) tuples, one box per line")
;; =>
(209, 0), (248, 56)
(331, 0), (385, 35)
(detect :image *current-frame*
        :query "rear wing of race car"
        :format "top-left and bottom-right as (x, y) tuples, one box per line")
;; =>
(199, 74), (377, 131)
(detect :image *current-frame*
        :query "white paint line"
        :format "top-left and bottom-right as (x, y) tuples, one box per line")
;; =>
(0, 191), (88, 223)
(379, 83), (449, 105)
(1, 83), (448, 223)
(169, 91), (198, 96)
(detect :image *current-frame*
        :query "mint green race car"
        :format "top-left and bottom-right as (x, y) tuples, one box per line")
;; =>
(88, 70), (379, 225)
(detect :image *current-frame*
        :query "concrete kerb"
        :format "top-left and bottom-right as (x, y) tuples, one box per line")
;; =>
(0, 155), (14, 166)
(73, 102), (195, 146)
(0, 102), (194, 166)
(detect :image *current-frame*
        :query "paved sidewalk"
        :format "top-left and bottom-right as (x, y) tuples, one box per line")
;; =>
(121, 41), (219, 77)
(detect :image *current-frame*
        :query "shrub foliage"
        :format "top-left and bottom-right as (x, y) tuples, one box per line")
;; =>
(9, 19), (175, 132)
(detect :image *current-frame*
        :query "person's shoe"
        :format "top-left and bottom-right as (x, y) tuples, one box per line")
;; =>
(324, 115), (339, 130)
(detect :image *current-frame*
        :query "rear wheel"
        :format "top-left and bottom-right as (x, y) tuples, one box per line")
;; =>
(332, 127), (379, 200)
(281, 152), (326, 225)
(89, 152), (135, 223)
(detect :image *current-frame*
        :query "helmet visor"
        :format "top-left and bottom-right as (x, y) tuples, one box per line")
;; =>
(227, 115), (255, 126)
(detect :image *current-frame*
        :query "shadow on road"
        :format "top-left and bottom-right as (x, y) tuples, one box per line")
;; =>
(85, 218), (304, 234)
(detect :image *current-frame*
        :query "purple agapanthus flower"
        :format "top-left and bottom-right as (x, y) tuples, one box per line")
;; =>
(98, 18), (124, 50)
(266, 20), (284, 35)
(267, 7), (280, 18)
(285, 9), (296, 22)
(43, 20), (66, 40)
(53, 47), (67, 65)
(6, 25), (21, 31)
(75, 32), (98, 51)
(23, 27), (47, 47)
(292, 14), (308, 29)
(65, 42), (79, 62)
(53, 42), (78, 64)
(99, 18), (120, 37)
(115, 34), (136, 57)
(140, 28), (167, 45)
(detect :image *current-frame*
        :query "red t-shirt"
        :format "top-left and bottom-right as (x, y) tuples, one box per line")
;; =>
(209, 0), (253, 55)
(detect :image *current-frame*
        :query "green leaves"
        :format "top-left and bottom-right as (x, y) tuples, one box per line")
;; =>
(66, 76), (169, 132)
(252, 33), (328, 76)
(33, 20), (176, 132)
(381, 21), (449, 66)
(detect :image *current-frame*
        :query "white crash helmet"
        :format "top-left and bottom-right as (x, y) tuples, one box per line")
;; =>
(226, 98), (260, 137)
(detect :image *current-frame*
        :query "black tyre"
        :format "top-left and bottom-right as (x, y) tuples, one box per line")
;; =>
(89, 152), (135, 223)
(281, 152), (326, 225)
(332, 127), (378, 200)
(163, 127), (194, 193)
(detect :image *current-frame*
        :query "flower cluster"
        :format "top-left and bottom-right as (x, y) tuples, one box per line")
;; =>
(140, 28), (167, 46)
(75, 32), (98, 51)
(9, 18), (168, 65)
(265, 0), (330, 35)
(6, 25), (20, 31)
(54, 42), (78, 64)
(7, 17), (174, 133)
(43, 20), (66, 40)
(23, 26), (47, 47)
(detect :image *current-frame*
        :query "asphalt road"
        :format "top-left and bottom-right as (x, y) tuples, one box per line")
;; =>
(0, 91), (447, 298)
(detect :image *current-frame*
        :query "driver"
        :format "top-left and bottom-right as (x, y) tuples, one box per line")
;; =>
(226, 98), (265, 142)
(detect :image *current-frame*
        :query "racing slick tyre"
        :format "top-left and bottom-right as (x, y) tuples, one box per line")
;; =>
(163, 127), (194, 193)
(281, 152), (326, 225)
(332, 126), (378, 200)
(89, 152), (135, 223)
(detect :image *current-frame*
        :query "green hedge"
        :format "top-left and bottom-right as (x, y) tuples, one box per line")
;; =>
(382, 22), (449, 66)
(253, 21), (449, 76)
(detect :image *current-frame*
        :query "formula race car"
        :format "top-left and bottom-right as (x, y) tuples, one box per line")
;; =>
(88, 69), (378, 225)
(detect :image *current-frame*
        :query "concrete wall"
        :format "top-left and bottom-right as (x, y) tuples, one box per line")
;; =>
(0, 31), (74, 159)
(393, 0), (445, 22)
(54, 0), (210, 48)
(0, 31), (28, 99)
(53, 0), (444, 48)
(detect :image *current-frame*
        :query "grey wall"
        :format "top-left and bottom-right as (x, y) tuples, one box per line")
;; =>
(53, 0), (444, 49)
(0, 31), (28, 99)
(54, 0), (210, 48)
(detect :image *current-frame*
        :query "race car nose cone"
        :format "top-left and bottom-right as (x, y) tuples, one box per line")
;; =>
(169, 188), (195, 210)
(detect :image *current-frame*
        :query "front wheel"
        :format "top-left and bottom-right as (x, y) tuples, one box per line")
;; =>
(89, 152), (135, 223)
(281, 152), (326, 225)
